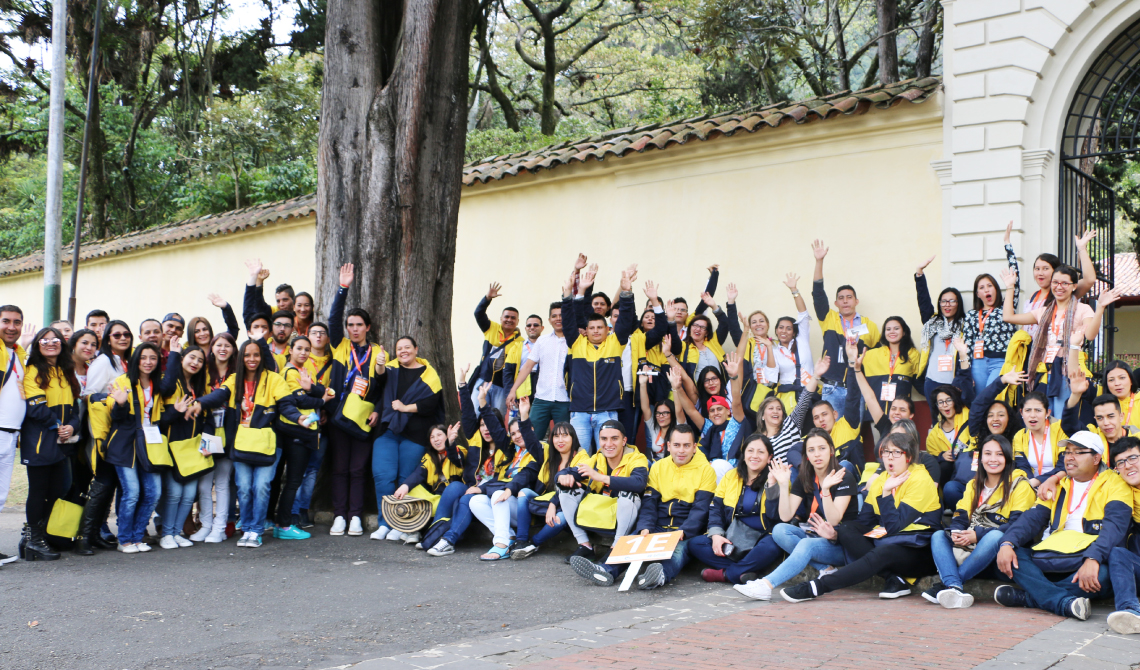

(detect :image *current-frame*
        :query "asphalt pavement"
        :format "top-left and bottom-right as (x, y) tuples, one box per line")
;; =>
(0, 509), (723, 670)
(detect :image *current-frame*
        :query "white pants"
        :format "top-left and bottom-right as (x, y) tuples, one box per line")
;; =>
(469, 493), (517, 546)
(710, 459), (735, 483)
(559, 488), (641, 545)
(0, 431), (16, 514)
(197, 456), (233, 533)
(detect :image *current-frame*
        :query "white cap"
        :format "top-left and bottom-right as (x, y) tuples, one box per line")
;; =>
(1058, 430), (1104, 455)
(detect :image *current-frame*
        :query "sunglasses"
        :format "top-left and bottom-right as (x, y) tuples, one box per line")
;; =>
(39, 338), (61, 346)
(110, 332), (131, 339)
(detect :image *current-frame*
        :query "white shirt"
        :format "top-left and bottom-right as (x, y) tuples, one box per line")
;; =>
(1063, 478), (1094, 532)
(0, 347), (25, 429)
(774, 310), (814, 386)
(86, 353), (124, 397)
(1025, 429), (1054, 476)
(526, 331), (569, 402)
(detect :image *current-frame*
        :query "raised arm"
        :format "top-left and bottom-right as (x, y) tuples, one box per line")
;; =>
(725, 351), (745, 423)
(850, 345), (883, 425)
(1004, 222), (1021, 311)
(208, 293), (241, 339)
(914, 256), (936, 324)
(999, 267), (1037, 325)
(1084, 288), (1121, 342)
(668, 366), (704, 430)
(614, 267), (637, 345)
(811, 240), (830, 321)
(784, 273), (808, 315)
(693, 265), (718, 316)
(723, 284), (742, 346)
(475, 282), (499, 334)
(1074, 231), (1098, 298)
(328, 263), (353, 348)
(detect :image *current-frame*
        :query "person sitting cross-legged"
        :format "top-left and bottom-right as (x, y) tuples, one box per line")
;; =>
(563, 420), (649, 585)
(1105, 437), (1140, 634)
(627, 423), (718, 590)
(993, 430), (1132, 620)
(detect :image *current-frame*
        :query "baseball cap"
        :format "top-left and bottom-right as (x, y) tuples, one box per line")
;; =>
(161, 313), (185, 326)
(707, 396), (731, 412)
(599, 419), (627, 437)
(1059, 431), (1104, 455)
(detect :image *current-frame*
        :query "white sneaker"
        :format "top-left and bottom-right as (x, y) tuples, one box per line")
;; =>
(818, 566), (839, 578)
(426, 539), (455, 557)
(189, 526), (210, 542)
(117, 543), (139, 554)
(403, 532), (421, 545)
(370, 525), (391, 541)
(135, 542), (152, 553)
(174, 535), (193, 548)
(385, 528), (405, 541)
(733, 580), (772, 601)
(1108, 610), (1140, 635)
(348, 517), (363, 536)
(330, 516), (347, 536)
(236, 532), (253, 548)
(159, 535), (179, 550)
(204, 527), (227, 543)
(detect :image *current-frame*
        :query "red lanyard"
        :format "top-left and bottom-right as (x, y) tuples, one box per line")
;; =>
(1030, 289), (1046, 309)
(841, 315), (856, 335)
(1067, 474), (1097, 518)
(977, 308), (992, 338)
(350, 345), (371, 376)
(778, 344), (796, 365)
(1127, 395), (1137, 424)
(887, 351), (898, 380)
(1028, 423), (1049, 476)
(241, 379), (257, 423)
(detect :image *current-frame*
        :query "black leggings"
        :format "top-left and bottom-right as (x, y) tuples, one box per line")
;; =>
(816, 523), (936, 594)
(26, 459), (72, 526)
(274, 439), (311, 526)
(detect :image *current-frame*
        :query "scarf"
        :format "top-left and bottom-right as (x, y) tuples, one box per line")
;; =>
(920, 314), (962, 353)
(1026, 299), (1076, 392)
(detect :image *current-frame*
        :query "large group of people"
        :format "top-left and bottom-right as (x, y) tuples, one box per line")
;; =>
(5, 229), (1140, 636)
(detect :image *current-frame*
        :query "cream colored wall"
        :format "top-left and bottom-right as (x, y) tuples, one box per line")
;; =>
(1115, 306), (1140, 357)
(453, 98), (948, 368)
(0, 217), (315, 334)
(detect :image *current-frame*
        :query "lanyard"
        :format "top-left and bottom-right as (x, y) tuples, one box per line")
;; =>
(1066, 474), (1097, 518)
(1030, 289), (1047, 309)
(778, 344), (796, 365)
(840, 315), (856, 336)
(977, 308), (992, 338)
(142, 381), (153, 409)
(810, 474), (822, 517)
(350, 345), (371, 376)
(1028, 423), (1050, 476)
(977, 483), (997, 510)
(887, 350), (898, 380)
(241, 379), (257, 423)
(1128, 394), (1137, 424)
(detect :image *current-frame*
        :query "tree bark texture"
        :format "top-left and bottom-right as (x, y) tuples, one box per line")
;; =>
(316, 0), (469, 419)
(876, 0), (899, 85)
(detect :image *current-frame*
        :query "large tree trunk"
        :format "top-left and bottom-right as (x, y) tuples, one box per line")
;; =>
(914, 2), (940, 79)
(876, 0), (899, 85)
(316, 0), (469, 418)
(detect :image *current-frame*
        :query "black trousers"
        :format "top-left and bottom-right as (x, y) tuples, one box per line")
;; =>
(26, 459), (72, 526)
(817, 523), (936, 594)
(273, 439), (311, 526)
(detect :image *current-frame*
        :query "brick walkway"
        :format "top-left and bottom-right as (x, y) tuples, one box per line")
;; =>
(530, 592), (1061, 670)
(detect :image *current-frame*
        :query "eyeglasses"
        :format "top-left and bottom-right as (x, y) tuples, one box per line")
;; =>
(1115, 454), (1140, 470)
(655, 410), (672, 417)
(272, 322), (292, 328)
(39, 338), (60, 346)
(309, 330), (327, 337)
(1051, 281), (1074, 288)
(936, 398), (955, 407)
(110, 332), (130, 339)
(938, 299), (957, 306)
(881, 448), (906, 459)
(1062, 449), (1095, 457)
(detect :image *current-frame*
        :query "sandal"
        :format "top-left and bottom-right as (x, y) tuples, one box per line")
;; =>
(478, 544), (511, 561)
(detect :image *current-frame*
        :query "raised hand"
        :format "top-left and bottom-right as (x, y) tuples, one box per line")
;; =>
(811, 239), (828, 261)
(1003, 220), (1013, 245)
(666, 365), (682, 390)
(1000, 370), (1028, 386)
(339, 263), (355, 287)
(19, 322), (36, 350)
(726, 282), (738, 304)
(458, 363), (471, 384)
(244, 258), (263, 279)
(477, 381), (492, 407)
(815, 354), (831, 379)
(771, 460), (792, 485)
(257, 268), (270, 283)
(700, 291), (717, 310)
(1076, 230), (1097, 248)
(574, 253), (588, 271)
(110, 385), (129, 406)
(517, 395), (531, 422)
(821, 468), (846, 490)
(580, 264), (598, 291)
(620, 264), (638, 292)
(299, 370), (313, 391)
(1098, 287), (1122, 309)
(999, 267), (1018, 290)
(207, 293), (228, 308)
(844, 337), (858, 367)
(447, 421), (461, 443)
(916, 255), (935, 276)
(724, 351), (741, 378)
(664, 300), (677, 322)
(168, 335), (182, 354)
(486, 282), (502, 300)
(707, 264), (719, 275)
(951, 334), (968, 355)
(1069, 369), (1090, 397)
(661, 332), (673, 353)
(783, 272), (799, 290)
(644, 280), (659, 302)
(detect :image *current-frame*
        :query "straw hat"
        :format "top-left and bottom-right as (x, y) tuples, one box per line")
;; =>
(381, 495), (432, 533)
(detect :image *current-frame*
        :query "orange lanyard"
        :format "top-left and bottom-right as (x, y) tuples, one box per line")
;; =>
(1028, 424), (1050, 476)
(350, 346), (371, 376)
(1127, 395), (1136, 423)
(976, 483), (996, 510)
(810, 474), (822, 517)
(887, 351), (898, 380)
(976, 308), (992, 338)
(1066, 474), (1097, 518)
(841, 315), (856, 336)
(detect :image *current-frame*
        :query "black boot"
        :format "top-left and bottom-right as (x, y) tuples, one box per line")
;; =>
(24, 521), (61, 561)
(17, 523), (29, 559)
(75, 480), (116, 555)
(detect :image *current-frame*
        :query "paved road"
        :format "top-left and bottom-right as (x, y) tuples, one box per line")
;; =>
(0, 509), (722, 670)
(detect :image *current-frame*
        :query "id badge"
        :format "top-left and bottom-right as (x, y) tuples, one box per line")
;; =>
(836, 346), (844, 364)
(201, 433), (225, 454)
(352, 376), (369, 397)
(880, 383), (896, 402)
(863, 526), (888, 539)
(973, 340), (984, 359)
(143, 425), (163, 444)
(847, 323), (869, 339)
(937, 355), (954, 373)
(971, 452), (979, 472)
(1045, 343), (1060, 362)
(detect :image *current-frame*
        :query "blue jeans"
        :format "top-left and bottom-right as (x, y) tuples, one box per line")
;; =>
(689, 534), (783, 584)
(1010, 546), (1109, 616)
(570, 410), (618, 456)
(161, 471), (198, 538)
(763, 523), (848, 587)
(372, 430), (427, 526)
(530, 398), (570, 441)
(233, 450), (281, 536)
(944, 480), (967, 511)
(931, 529), (1005, 589)
(443, 493), (478, 545)
(820, 383), (862, 423)
(1109, 546), (1140, 614)
(971, 356), (1004, 396)
(514, 488), (566, 545)
(292, 434), (326, 513)
(114, 466), (162, 544)
(433, 481), (469, 522)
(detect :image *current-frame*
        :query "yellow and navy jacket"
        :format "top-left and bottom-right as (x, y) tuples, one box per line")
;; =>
(859, 463), (942, 547)
(326, 286), (387, 439)
(473, 295), (524, 390)
(20, 365), (80, 467)
(1061, 391), (1140, 465)
(401, 442), (468, 494)
(1011, 421), (1069, 480)
(100, 374), (169, 472)
(276, 365), (329, 441)
(378, 358), (445, 435)
(675, 304), (741, 379)
(459, 395), (519, 495)
(812, 279), (879, 386)
(507, 439), (592, 505)
(628, 307), (674, 405)
(860, 344), (920, 417)
(636, 450), (717, 538)
(706, 467), (781, 537)
(563, 291), (636, 413)
(823, 371), (866, 470)
(925, 409), (971, 458)
(558, 446), (648, 497)
(304, 352), (334, 387)
(1002, 469), (1133, 571)
(0, 343), (26, 387)
(197, 369), (300, 466)
(947, 474), (1037, 542)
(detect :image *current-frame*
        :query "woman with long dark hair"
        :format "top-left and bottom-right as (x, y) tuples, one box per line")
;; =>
(510, 421), (589, 560)
(1010, 391), (1066, 486)
(86, 320), (133, 396)
(926, 434), (1035, 608)
(155, 340), (209, 549)
(689, 433), (782, 584)
(1015, 231), (1097, 334)
(70, 327), (119, 556)
(391, 422), (467, 547)
(963, 271), (1019, 393)
(638, 364), (678, 462)
(193, 339), (301, 548)
(861, 316), (920, 418)
(942, 370), (1025, 510)
(103, 343), (167, 554)
(293, 292), (315, 337)
(192, 332), (238, 543)
(914, 255), (966, 414)
(1100, 360), (1140, 429)
(19, 327), (81, 561)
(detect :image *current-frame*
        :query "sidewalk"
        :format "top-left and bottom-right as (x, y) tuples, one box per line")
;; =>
(327, 589), (1140, 670)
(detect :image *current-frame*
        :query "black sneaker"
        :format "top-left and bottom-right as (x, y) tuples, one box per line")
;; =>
(0, 552), (17, 565)
(1067, 597), (1090, 621)
(566, 544), (594, 565)
(570, 556), (614, 586)
(297, 510), (314, 529)
(994, 585), (1030, 609)
(637, 563), (665, 590)
(921, 581), (944, 604)
(879, 576), (912, 599)
(781, 581), (818, 603)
